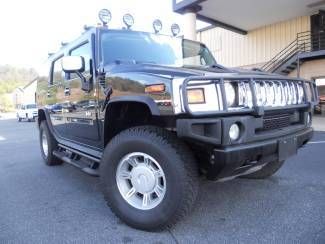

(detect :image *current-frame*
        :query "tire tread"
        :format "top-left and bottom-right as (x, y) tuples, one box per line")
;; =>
(101, 126), (199, 231)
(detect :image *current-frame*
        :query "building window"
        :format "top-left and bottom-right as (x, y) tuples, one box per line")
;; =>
(316, 78), (325, 98)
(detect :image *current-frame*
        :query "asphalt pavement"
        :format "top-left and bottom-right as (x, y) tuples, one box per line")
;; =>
(0, 119), (325, 243)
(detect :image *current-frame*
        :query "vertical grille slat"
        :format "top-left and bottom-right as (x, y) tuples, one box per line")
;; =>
(252, 80), (305, 107)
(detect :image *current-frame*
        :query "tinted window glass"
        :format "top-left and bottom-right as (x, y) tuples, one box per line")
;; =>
(26, 104), (36, 109)
(70, 42), (91, 78)
(182, 40), (216, 66)
(52, 57), (64, 84)
(100, 31), (216, 66)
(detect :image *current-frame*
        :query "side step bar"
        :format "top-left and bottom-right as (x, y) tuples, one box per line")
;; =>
(53, 150), (99, 177)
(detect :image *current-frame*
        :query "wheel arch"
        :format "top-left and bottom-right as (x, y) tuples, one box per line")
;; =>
(37, 108), (47, 128)
(103, 97), (162, 146)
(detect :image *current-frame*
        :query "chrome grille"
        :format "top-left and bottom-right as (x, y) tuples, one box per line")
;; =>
(248, 80), (305, 107)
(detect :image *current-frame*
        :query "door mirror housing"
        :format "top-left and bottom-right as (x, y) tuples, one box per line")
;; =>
(61, 56), (85, 73)
(61, 56), (92, 92)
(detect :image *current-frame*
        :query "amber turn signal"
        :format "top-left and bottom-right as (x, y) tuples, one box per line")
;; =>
(145, 84), (165, 93)
(187, 88), (205, 104)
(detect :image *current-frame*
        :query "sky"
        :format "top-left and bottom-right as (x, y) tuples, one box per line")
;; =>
(0, 0), (206, 70)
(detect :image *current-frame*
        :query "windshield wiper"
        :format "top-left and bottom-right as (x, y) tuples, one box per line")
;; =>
(113, 59), (136, 65)
(113, 60), (157, 65)
(208, 63), (227, 70)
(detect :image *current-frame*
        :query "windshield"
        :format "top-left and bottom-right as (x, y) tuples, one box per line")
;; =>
(100, 31), (216, 67)
(26, 104), (36, 109)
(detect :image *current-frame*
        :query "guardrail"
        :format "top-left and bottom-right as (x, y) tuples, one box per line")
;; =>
(261, 31), (325, 73)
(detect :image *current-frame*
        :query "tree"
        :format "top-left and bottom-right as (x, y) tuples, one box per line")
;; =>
(0, 94), (14, 112)
(0, 65), (38, 95)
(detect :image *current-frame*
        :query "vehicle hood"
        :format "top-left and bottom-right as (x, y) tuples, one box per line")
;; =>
(105, 63), (279, 80)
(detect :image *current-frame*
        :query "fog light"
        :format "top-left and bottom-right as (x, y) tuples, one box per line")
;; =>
(229, 123), (240, 141)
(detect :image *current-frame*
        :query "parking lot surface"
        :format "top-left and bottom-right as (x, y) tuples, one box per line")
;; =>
(0, 119), (325, 243)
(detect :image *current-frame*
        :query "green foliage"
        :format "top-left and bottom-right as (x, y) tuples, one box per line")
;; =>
(0, 65), (38, 95)
(0, 94), (14, 112)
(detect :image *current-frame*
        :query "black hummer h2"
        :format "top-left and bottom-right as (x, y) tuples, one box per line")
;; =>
(36, 14), (318, 231)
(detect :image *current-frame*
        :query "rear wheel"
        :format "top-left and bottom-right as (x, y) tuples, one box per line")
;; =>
(39, 121), (63, 166)
(100, 126), (199, 231)
(241, 160), (285, 179)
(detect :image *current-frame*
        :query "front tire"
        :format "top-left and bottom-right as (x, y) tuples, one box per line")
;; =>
(39, 121), (63, 166)
(241, 160), (285, 179)
(100, 126), (199, 231)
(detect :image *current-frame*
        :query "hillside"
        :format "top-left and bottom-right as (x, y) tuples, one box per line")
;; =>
(0, 65), (38, 95)
(0, 65), (38, 112)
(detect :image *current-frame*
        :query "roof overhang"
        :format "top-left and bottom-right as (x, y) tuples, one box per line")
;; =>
(173, 0), (325, 35)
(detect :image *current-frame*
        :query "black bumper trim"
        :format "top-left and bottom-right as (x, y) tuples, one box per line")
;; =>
(207, 127), (313, 180)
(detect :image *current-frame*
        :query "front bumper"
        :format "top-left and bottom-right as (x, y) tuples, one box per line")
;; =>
(211, 127), (312, 180)
(176, 114), (313, 180)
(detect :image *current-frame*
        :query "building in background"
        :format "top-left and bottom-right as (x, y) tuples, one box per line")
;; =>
(11, 78), (37, 108)
(173, 0), (325, 113)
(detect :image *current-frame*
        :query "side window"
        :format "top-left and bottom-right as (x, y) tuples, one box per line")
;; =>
(52, 57), (64, 86)
(70, 42), (91, 79)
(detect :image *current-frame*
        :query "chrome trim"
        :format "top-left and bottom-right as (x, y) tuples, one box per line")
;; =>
(179, 75), (317, 116)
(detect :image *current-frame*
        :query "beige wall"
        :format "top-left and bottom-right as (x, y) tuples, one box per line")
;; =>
(288, 59), (325, 80)
(198, 16), (311, 68)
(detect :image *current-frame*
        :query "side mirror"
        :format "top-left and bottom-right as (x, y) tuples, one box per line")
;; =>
(61, 56), (92, 92)
(61, 56), (85, 73)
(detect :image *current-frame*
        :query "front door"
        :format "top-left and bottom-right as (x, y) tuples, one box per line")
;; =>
(63, 41), (100, 147)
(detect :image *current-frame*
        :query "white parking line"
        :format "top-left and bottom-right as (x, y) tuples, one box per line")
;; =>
(308, 141), (325, 144)
(0, 136), (6, 141)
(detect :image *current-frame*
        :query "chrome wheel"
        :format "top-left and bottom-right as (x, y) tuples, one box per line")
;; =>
(41, 132), (49, 157)
(116, 152), (166, 210)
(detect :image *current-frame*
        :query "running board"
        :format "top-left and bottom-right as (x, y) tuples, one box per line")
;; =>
(53, 150), (99, 177)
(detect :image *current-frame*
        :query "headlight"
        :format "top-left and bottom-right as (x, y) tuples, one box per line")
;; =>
(187, 88), (205, 104)
(224, 83), (236, 107)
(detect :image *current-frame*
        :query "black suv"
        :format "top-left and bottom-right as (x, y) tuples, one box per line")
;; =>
(36, 14), (318, 231)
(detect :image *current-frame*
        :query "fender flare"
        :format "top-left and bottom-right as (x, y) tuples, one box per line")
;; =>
(105, 95), (160, 116)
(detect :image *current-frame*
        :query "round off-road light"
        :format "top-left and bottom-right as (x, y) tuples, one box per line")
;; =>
(153, 19), (163, 33)
(123, 14), (134, 29)
(171, 23), (180, 36)
(98, 9), (112, 25)
(229, 123), (240, 141)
